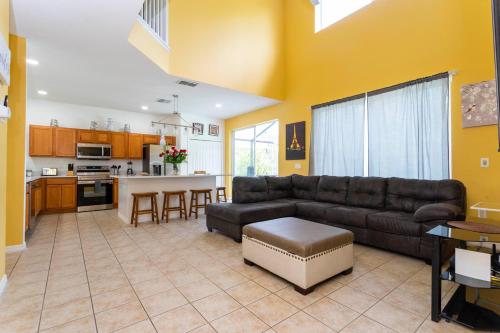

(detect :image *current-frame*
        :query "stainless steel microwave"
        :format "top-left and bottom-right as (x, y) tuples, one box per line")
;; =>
(77, 143), (112, 160)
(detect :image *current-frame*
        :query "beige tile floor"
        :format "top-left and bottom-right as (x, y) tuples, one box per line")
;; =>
(0, 210), (479, 333)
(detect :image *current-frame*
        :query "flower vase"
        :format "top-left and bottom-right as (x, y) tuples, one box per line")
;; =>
(163, 162), (167, 176)
(173, 163), (179, 176)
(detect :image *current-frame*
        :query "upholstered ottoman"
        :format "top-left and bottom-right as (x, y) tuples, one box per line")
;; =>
(242, 217), (354, 294)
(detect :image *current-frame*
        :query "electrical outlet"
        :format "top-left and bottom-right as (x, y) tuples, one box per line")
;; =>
(294, 163), (302, 170)
(478, 209), (488, 219)
(480, 158), (489, 168)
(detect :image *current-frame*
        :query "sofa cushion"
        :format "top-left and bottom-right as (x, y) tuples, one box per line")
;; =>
(292, 175), (320, 200)
(325, 206), (381, 228)
(274, 198), (314, 205)
(206, 201), (295, 225)
(346, 177), (387, 208)
(316, 176), (350, 204)
(232, 177), (268, 203)
(296, 202), (339, 220)
(366, 211), (420, 237)
(266, 176), (293, 200)
(385, 178), (466, 213)
(414, 203), (463, 222)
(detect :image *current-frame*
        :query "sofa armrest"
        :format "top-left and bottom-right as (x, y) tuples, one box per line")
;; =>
(414, 203), (464, 223)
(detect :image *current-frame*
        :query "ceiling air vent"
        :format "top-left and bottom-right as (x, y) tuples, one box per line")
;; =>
(176, 80), (199, 87)
(156, 98), (171, 104)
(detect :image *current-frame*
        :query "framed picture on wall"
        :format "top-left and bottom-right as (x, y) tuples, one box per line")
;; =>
(192, 122), (204, 135)
(286, 121), (306, 160)
(208, 124), (219, 136)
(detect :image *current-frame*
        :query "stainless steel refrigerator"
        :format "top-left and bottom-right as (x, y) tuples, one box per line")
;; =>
(142, 144), (164, 176)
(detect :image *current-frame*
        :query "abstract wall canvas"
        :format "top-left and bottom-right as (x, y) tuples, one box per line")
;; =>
(286, 121), (306, 160)
(461, 80), (498, 128)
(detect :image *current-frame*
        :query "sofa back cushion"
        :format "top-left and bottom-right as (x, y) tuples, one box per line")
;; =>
(316, 176), (350, 204)
(232, 177), (268, 203)
(291, 175), (320, 200)
(385, 178), (466, 213)
(266, 176), (293, 200)
(346, 177), (387, 208)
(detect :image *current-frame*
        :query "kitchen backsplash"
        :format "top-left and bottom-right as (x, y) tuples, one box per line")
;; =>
(27, 157), (144, 176)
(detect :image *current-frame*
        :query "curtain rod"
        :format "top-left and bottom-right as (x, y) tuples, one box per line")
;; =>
(311, 71), (456, 110)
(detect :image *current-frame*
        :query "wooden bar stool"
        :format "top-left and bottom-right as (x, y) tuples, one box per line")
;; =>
(130, 192), (160, 227)
(162, 190), (187, 223)
(216, 187), (228, 203)
(189, 189), (212, 219)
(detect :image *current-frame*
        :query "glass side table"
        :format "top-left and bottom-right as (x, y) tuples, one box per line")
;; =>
(427, 224), (500, 331)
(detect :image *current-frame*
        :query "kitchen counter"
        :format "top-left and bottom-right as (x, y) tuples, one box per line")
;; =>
(113, 174), (228, 179)
(26, 175), (78, 182)
(117, 174), (221, 224)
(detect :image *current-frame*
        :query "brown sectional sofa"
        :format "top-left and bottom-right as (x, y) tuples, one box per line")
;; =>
(206, 175), (466, 261)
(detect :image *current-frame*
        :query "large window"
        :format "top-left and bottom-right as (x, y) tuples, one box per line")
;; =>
(311, 74), (450, 180)
(232, 120), (279, 177)
(315, 0), (374, 32)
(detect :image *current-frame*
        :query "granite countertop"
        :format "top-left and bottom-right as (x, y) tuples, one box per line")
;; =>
(26, 175), (78, 183)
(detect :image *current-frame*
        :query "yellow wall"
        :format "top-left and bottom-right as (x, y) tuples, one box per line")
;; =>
(130, 0), (285, 101)
(6, 35), (26, 247)
(0, 0), (9, 279)
(225, 0), (500, 220)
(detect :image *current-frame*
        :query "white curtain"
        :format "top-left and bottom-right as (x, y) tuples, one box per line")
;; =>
(367, 77), (449, 180)
(311, 97), (365, 176)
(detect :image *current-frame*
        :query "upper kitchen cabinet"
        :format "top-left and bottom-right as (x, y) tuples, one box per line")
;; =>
(143, 134), (160, 145)
(111, 132), (128, 159)
(128, 133), (143, 159)
(165, 136), (176, 146)
(53, 127), (77, 157)
(77, 130), (111, 144)
(29, 125), (54, 156)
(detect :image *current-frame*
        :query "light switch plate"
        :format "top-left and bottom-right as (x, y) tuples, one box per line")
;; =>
(294, 163), (302, 170)
(480, 158), (489, 168)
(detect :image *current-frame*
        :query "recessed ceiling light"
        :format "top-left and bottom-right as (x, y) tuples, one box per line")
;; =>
(141, 105), (149, 110)
(26, 58), (39, 65)
(215, 103), (223, 108)
(37, 90), (47, 95)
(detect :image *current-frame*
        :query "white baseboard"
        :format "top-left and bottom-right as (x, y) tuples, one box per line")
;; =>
(0, 274), (7, 296)
(6, 242), (26, 253)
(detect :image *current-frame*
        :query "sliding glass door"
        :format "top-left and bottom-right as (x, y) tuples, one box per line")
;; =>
(232, 120), (279, 177)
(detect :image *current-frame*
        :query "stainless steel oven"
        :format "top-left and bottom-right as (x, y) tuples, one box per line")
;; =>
(77, 143), (112, 160)
(76, 166), (114, 212)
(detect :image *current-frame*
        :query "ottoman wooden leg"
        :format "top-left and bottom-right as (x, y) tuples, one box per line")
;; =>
(294, 285), (316, 295)
(342, 267), (353, 275)
(243, 258), (254, 266)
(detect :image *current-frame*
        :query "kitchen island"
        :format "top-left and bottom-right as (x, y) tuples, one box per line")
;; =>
(116, 175), (219, 224)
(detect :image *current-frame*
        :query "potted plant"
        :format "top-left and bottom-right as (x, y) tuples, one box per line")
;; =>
(160, 147), (187, 175)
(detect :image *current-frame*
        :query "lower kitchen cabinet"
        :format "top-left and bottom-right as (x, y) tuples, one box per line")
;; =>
(113, 178), (119, 208)
(45, 178), (77, 212)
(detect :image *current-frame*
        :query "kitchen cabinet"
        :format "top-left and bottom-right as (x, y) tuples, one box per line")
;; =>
(45, 178), (77, 212)
(143, 134), (160, 145)
(113, 178), (119, 208)
(29, 125), (53, 156)
(77, 130), (111, 144)
(53, 127), (77, 157)
(32, 180), (43, 217)
(25, 185), (30, 230)
(165, 136), (176, 146)
(128, 133), (143, 159)
(111, 132), (128, 159)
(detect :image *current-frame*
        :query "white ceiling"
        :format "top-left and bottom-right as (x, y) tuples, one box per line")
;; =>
(9, 0), (279, 119)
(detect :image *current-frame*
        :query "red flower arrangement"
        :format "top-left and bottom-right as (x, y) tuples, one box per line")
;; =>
(159, 146), (188, 164)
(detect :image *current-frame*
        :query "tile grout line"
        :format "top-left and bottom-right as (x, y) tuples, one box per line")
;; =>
(90, 212), (160, 333)
(36, 215), (60, 333)
(76, 213), (100, 333)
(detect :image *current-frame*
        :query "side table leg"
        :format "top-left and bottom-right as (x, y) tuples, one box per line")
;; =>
(431, 236), (442, 322)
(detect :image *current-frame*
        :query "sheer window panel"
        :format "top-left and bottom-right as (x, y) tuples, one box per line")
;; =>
(311, 97), (365, 176)
(367, 77), (450, 180)
(188, 139), (224, 186)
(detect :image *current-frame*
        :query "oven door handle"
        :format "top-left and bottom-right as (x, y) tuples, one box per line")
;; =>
(78, 180), (113, 185)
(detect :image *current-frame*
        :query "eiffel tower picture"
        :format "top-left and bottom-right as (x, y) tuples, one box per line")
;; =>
(286, 121), (306, 160)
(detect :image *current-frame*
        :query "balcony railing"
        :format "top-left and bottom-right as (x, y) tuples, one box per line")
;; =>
(138, 0), (169, 48)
